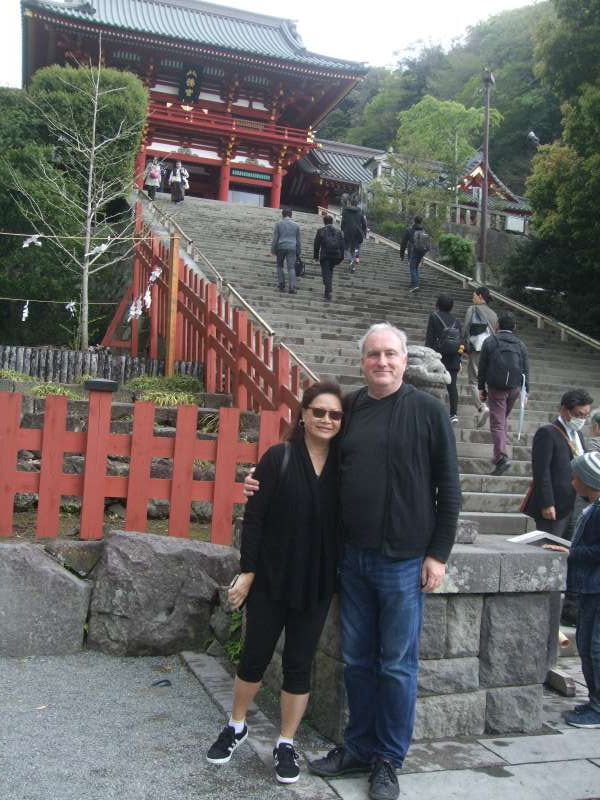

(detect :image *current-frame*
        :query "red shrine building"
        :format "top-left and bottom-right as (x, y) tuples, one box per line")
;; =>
(21, 0), (366, 209)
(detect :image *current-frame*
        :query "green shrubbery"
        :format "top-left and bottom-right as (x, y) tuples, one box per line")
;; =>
(125, 375), (202, 394)
(438, 234), (475, 275)
(30, 383), (79, 400)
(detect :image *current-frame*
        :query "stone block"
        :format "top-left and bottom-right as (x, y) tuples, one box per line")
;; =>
(479, 594), (551, 687)
(442, 545), (501, 594)
(485, 685), (543, 734)
(0, 542), (91, 656)
(446, 595), (483, 657)
(44, 540), (104, 578)
(420, 595), (447, 659)
(417, 657), (479, 696)
(413, 690), (486, 740)
(499, 547), (567, 593)
(456, 519), (478, 544)
(308, 648), (348, 744)
(87, 531), (239, 656)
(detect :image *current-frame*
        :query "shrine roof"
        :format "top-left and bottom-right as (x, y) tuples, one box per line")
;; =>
(303, 140), (385, 185)
(23, 0), (366, 75)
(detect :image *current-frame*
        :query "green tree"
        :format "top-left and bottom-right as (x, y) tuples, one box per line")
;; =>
(5, 46), (147, 349)
(395, 95), (501, 199)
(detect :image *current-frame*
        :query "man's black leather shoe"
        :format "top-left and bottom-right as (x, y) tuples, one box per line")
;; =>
(308, 746), (371, 777)
(369, 759), (399, 800)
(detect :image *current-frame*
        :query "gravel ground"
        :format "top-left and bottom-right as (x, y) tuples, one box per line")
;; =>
(0, 651), (308, 800)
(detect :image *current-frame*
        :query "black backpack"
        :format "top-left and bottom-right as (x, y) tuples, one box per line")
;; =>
(486, 336), (524, 389)
(412, 228), (431, 255)
(433, 313), (461, 355)
(321, 225), (344, 264)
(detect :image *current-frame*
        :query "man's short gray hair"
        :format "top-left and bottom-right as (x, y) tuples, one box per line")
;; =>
(359, 323), (408, 356)
(591, 407), (600, 427)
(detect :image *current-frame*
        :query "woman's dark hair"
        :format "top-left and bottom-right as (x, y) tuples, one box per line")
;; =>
(285, 381), (343, 442)
(436, 294), (454, 312)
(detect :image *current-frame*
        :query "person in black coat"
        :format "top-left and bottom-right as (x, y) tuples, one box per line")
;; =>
(524, 388), (593, 537)
(206, 381), (343, 785)
(341, 198), (367, 272)
(425, 294), (464, 424)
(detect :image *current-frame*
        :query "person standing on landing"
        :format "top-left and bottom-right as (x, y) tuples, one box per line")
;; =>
(143, 157), (162, 200)
(206, 382), (343, 785)
(244, 323), (461, 800)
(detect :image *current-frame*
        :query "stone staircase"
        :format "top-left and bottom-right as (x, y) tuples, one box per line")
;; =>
(151, 194), (600, 536)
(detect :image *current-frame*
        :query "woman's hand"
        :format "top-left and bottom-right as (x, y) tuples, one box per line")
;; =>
(243, 469), (260, 500)
(228, 572), (255, 610)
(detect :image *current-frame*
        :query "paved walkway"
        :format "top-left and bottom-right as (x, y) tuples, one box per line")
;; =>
(2, 650), (599, 800)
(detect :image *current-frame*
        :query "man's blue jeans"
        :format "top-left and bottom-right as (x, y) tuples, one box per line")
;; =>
(408, 254), (422, 288)
(340, 545), (424, 767)
(577, 594), (600, 712)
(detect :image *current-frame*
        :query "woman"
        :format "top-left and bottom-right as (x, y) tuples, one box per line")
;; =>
(143, 157), (162, 200)
(206, 382), (343, 785)
(168, 160), (189, 203)
(425, 293), (464, 424)
(588, 408), (600, 452)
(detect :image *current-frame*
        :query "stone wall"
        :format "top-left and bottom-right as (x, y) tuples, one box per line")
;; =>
(263, 536), (566, 740)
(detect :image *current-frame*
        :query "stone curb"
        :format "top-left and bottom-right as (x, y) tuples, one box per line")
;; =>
(181, 651), (342, 800)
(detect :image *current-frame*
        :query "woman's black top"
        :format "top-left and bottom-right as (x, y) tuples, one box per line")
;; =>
(240, 439), (339, 611)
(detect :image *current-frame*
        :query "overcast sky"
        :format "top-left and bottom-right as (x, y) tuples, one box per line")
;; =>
(1, 0), (540, 88)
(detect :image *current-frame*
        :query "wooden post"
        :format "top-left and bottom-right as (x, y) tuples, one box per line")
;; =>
(233, 309), (248, 410)
(80, 382), (118, 540)
(165, 233), (180, 377)
(270, 167), (283, 209)
(36, 395), (68, 539)
(0, 393), (21, 537)
(204, 283), (218, 393)
(218, 161), (230, 202)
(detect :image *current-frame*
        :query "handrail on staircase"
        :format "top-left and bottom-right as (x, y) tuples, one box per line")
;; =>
(318, 205), (600, 354)
(137, 190), (319, 386)
(278, 342), (319, 383)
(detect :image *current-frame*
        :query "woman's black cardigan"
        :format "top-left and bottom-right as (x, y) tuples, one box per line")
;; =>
(239, 439), (339, 611)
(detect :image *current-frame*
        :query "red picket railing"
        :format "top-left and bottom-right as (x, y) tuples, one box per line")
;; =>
(103, 205), (310, 423)
(0, 389), (281, 544)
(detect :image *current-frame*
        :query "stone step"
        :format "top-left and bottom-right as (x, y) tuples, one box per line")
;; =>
(461, 491), (523, 513)
(460, 511), (534, 535)
(460, 473), (531, 493)
(458, 457), (531, 477)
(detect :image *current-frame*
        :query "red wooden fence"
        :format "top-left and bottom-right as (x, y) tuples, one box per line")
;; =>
(0, 389), (281, 544)
(102, 204), (307, 422)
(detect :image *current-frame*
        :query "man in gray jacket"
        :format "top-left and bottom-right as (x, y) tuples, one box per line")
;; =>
(271, 209), (301, 294)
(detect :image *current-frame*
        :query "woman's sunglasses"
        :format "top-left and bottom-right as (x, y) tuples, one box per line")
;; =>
(308, 406), (343, 422)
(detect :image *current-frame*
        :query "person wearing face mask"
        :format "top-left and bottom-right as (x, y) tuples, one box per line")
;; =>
(523, 388), (594, 539)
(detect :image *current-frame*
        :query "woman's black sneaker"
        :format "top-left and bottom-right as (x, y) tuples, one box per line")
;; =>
(206, 724), (248, 764)
(273, 743), (300, 783)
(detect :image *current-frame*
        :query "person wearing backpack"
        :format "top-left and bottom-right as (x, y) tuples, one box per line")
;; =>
(425, 294), (464, 424)
(143, 157), (162, 200)
(400, 216), (430, 294)
(341, 197), (367, 273)
(314, 214), (345, 302)
(478, 311), (529, 476)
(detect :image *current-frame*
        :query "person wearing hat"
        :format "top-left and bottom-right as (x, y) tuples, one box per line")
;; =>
(563, 451), (600, 728)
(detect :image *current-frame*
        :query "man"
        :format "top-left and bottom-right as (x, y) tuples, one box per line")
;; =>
(271, 208), (301, 294)
(245, 323), (461, 800)
(400, 215), (430, 294)
(341, 197), (367, 273)
(478, 311), (529, 476)
(463, 287), (498, 426)
(313, 214), (345, 302)
(523, 388), (593, 538)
